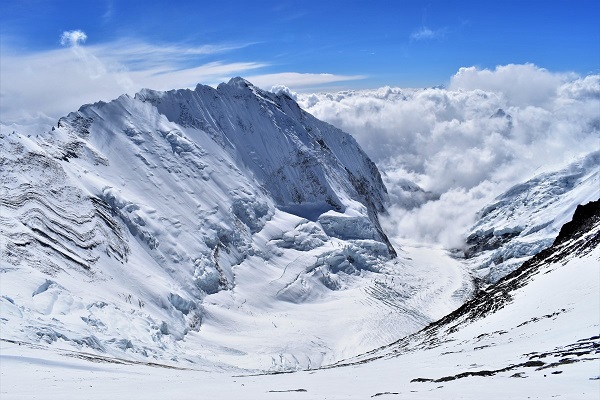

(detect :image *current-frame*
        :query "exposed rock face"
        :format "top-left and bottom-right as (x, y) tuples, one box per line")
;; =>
(553, 199), (600, 248)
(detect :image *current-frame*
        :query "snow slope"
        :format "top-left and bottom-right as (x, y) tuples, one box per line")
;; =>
(465, 150), (599, 282)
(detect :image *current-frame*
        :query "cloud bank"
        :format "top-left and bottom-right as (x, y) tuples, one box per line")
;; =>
(298, 65), (600, 247)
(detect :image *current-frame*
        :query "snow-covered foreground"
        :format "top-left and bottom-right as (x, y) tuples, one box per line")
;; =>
(0, 344), (595, 400)
(2, 236), (598, 399)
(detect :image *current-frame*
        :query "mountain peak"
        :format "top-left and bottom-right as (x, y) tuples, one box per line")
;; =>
(226, 76), (254, 89)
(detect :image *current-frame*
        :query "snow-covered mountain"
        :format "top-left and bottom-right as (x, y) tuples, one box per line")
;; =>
(2, 78), (475, 371)
(465, 151), (599, 282)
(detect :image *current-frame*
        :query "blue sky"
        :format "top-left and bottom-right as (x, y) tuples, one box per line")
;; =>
(1, 0), (599, 122)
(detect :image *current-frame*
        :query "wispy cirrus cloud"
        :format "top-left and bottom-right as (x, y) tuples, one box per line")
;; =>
(91, 39), (258, 70)
(245, 72), (366, 91)
(102, 0), (114, 21)
(0, 30), (363, 126)
(410, 26), (445, 41)
(0, 31), (264, 125)
(0, 45), (266, 124)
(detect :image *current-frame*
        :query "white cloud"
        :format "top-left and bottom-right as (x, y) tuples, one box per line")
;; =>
(92, 39), (256, 70)
(0, 43), (268, 125)
(299, 65), (600, 247)
(0, 33), (363, 127)
(60, 30), (87, 47)
(126, 61), (268, 90)
(244, 72), (366, 91)
(410, 26), (444, 41)
(381, 184), (494, 249)
(270, 85), (298, 100)
(0, 34), (268, 125)
(449, 63), (576, 107)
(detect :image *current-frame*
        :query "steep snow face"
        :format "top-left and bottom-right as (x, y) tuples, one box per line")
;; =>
(50, 77), (395, 284)
(0, 123), (260, 362)
(464, 151), (599, 282)
(134, 78), (393, 252)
